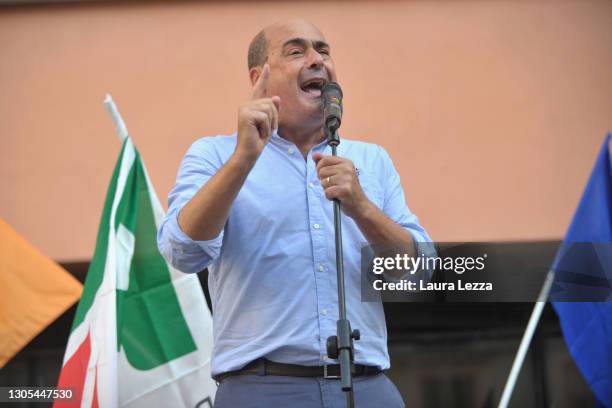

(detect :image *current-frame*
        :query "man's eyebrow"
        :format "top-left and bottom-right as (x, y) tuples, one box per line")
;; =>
(282, 38), (308, 50)
(313, 40), (330, 50)
(282, 38), (330, 51)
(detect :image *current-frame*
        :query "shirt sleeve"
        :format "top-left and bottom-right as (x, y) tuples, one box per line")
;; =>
(157, 139), (225, 273)
(377, 145), (436, 281)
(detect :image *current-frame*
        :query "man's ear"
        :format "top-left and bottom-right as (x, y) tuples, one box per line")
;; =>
(249, 67), (262, 86)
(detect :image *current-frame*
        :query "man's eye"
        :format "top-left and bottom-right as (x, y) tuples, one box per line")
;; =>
(319, 49), (330, 55)
(290, 49), (303, 55)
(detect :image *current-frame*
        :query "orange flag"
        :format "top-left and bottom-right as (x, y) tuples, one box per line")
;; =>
(0, 219), (82, 368)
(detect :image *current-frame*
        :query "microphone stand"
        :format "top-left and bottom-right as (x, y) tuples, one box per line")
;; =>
(325, 119), (360, 408)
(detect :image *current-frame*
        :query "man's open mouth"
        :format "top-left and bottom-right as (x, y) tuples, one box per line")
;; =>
(300, 78), (327, 97)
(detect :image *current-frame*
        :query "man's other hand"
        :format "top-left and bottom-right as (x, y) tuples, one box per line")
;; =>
(313, 152), (373, 219)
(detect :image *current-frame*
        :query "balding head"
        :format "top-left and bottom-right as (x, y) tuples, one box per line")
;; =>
(247, 19), (325, 70)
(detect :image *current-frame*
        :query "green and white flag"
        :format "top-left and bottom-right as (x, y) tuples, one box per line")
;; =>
(55, 97), (216, 408)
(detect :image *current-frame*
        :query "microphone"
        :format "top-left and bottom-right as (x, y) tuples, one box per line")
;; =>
(322, 82), (343, 144)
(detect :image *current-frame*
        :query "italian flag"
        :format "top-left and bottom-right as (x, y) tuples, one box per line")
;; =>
(55, 134), (216, 407)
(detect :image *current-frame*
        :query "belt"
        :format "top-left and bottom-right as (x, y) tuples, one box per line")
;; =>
(213, 358), (382, 383)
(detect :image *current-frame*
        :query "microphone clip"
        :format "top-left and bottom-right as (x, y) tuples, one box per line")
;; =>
(325, 119), (341, 146)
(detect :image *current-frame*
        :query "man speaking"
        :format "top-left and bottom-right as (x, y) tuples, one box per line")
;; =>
(157, 19), (431, 407)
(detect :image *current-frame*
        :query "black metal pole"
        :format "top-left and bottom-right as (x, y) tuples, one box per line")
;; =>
(325, 125), (359, 408)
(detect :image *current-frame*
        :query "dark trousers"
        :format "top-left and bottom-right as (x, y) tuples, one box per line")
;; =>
(214, 372), (405, 408)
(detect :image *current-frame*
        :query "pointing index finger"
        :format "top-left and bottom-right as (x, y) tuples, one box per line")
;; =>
(251, 63), (270, 99)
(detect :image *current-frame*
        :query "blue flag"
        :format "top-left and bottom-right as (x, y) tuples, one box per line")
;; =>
(552, 133), (612, 407)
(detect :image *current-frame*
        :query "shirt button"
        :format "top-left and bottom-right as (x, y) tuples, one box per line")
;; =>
(313, 223), (320, 230)
(322, 309), (328, 316)
(309, 182), (315, 188)
(318, 265), (325, 272)
(288, 148), (294, 154)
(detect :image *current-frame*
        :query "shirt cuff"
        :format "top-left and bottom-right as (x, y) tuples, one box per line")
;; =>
(383, 230), (436, 283)
(159, 205), (224, 264)
(173, 207), (224, 259)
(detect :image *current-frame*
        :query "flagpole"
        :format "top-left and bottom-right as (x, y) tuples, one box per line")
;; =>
(104, 94), (129, 142)
(498, 270), (554, 408)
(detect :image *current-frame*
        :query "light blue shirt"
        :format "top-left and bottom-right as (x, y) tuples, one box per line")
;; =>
(157, 131), (433, 376)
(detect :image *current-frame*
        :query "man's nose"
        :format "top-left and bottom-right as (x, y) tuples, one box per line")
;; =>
(305, 48), (324, 69)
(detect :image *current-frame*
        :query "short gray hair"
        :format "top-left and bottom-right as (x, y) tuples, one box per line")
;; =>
(247, 29), (268, 70)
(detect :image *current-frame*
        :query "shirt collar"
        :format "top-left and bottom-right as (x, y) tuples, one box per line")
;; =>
(269, 130), (294, 148)
(270, 130), (331, 153)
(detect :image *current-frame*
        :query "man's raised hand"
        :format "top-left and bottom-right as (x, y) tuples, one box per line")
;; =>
(235, 64), (281, 165)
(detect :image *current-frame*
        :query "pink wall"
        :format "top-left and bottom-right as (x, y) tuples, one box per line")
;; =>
(1, 0), (611, 261)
